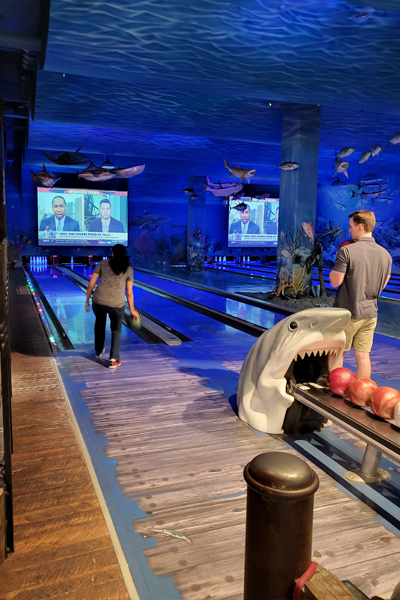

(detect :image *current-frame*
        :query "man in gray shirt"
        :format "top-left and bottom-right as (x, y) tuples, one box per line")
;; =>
(329, 210), (391, 378)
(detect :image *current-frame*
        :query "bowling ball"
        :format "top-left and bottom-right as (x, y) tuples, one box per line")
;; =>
(348, 377), (378, 407)
(128, 315), (142, 330)
(369, 386), (400, 419)
(338, 240), (356, 250)
(327, 368), (356, 396)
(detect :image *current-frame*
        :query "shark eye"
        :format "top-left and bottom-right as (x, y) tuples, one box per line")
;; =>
(289, 321), (298, 330)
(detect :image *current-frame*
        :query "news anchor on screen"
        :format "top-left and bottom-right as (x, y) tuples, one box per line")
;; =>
(229, 204), (259, 235)
(88, 198), (125, 233)
(40, 196), (80, 232)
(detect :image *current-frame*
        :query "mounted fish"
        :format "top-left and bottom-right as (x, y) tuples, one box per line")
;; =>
(359, 151), (371, 164)
(351, 189), (386, 199)
(30, 165), (61, 188)
(230, 190), (245, 200)
(301, 222), (314, 244)
(129, 211), (172, 231)
(183, 188), (195, 195)
(275, 161), (300, 172)
(232, 202), (249, 212)
(78, 164), (116, 182)
(113, 163), (145, 179)
(253, 190), (270, 199)
(202, 180), (243, 198)
(370, 145), (382, 157)
(354, 11), (373, 23)
(42, 146), (90, 165)
(387, 132), (400, 147)
(223, 158), (256, 183)
(206, 179), (237, 189)
(374, 197), (393, 203)
(335, 147), (355, 159)
(332, 159), (349, 178)
(335, 203), (347, 210)
(358, 181), (389, 190)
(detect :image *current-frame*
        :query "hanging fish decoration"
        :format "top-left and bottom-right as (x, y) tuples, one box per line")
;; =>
(42, 146), (90, 165)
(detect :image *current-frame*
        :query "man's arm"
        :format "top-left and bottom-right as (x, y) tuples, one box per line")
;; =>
(85, 273), (100, 309)
(126, 280), (140, 320)
(383, 274), (391, 289)
(329, 270), (345, 288)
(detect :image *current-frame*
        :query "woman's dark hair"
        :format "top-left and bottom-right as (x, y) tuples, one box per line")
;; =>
(109, 244), (130, 275)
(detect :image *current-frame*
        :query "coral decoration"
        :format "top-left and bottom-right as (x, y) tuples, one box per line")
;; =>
(134, 231), (156, 259)
(369, 387), (400, 419)
(348, 378), (378, 407)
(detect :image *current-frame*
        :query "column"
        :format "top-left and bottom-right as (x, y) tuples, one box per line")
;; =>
(276, 105), (321, 296)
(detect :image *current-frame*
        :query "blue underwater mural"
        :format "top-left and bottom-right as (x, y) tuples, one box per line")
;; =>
(316, 173), (400, 271)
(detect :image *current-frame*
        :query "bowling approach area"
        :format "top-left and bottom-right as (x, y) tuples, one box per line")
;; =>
(2, 258), (400, 600)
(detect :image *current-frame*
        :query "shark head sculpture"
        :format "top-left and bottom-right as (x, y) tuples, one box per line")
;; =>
(237, 307), (351, 434)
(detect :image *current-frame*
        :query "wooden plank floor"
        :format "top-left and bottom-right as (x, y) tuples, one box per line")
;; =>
(0, 270), (130, 600)
(62, 340), (400, 600)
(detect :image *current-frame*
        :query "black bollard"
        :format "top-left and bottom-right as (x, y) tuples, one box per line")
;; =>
(243, 451), (319, 600)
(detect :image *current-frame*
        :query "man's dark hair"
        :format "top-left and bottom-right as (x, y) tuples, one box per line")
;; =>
(52, 196), (66, 206)
(100, 198), (111, 207)
(348, 210), (376, 233)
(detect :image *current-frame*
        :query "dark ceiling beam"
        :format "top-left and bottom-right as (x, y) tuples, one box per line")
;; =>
(0, 32), (41, 53)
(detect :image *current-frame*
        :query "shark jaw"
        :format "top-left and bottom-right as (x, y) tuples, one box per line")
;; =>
(285, 340), (345, 389)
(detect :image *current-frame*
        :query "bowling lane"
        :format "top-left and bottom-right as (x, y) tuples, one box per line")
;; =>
(73, 265), (286, 331)
(31, 265), (260, 346)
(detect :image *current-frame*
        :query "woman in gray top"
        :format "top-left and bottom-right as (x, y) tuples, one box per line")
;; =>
(85, 244), (140, 368)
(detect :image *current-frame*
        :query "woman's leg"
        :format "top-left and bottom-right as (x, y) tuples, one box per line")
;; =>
(108, 306), (125, 361)
(92, 303), (107, 356)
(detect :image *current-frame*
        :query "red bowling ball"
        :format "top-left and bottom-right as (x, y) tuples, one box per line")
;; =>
(327, 368), (356, 396)
(348, 378), (378, 407)
(369, 387), (400, 419)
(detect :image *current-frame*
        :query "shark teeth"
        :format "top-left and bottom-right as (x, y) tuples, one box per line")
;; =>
(294, 348), (339, 361)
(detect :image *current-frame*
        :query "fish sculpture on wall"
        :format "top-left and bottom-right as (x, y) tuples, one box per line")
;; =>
(232, 202), (249, 212)
(223, 158), (256, 183)
(332, 159), (349, 178)
(275, 161), (299, 171)
(202, 180), (243, 198)
(387, 132), (400, 147)
(359, 151), (372, 164)
(335, 147), (355, 159)
(331, 177), (347, 186)
(113, 163), (145, 179)
(30, 165), (60, 187)
(78, 164), (116, 181)
(370, 145), (383, 157)
(42, 146), (90, 165)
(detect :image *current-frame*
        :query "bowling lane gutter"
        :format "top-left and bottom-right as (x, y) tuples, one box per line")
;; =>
(24, 266), (74, 351)
(65, 267), (268, 338)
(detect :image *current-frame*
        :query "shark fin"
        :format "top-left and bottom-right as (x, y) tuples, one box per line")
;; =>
(344, 170), (349, 179)
(246, 177), (251, 184)
(89, 161), (95, 167)
(76, 146), (82, 152)
(238, 164), (241, 168)
(42, 164), (47, 171)
(223, 157), (229, 169)
(144, 210), (150, 215)
(351, 191), (356, 198)
(30, 170), (37, 182)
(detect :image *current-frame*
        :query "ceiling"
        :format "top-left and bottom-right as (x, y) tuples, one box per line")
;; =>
(2, 0), (400, 182)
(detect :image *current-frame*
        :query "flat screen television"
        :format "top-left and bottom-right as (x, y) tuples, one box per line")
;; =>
(228, 197), (279, 247)
(37, 187), (129, 247)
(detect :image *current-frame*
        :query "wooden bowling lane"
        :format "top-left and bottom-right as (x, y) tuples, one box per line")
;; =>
(0, 270), (130, 600)
(63, 337), (400, 600)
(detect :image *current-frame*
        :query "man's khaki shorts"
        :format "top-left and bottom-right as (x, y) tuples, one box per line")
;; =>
(343, 317), (377, 353)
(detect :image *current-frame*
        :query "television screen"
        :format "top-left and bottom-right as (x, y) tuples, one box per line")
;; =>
(37, 187), (128, 246)
(228, 197), (279, 247)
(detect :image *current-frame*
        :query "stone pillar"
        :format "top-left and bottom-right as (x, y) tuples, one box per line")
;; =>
(276, 106), (321, 296)
(186, 176), (206, 271)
